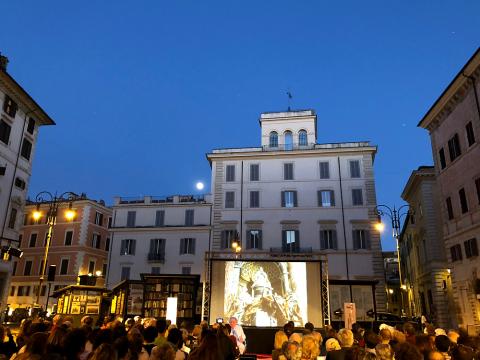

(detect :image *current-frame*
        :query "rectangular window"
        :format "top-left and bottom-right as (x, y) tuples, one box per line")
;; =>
(3, 95), (18, 117)
(438, 148), (446, 170)
(319, 162), (330, 179)
(29, 233), (37, 247)
(459, 188), (469, 214)
(226, 165), (235, 182)
(185, 209), (194, 226)
(105, 237), (110, 251)
(17, 286), (24, 296)
(150, 238), (165, 256)
(446, 197), (454, 220)
(225, 191), (235, 208)
(155, 210), (165, 227)
(250, 164), (259, 181)
(8, 208), (17, 229)
(282, 230), (299, 252)
(151, 267), (161, 274)
(0, 120), (11, 145)
(14, 177), (26, 190)
(65, 230), (73, 246)
(24, 260), (33, 275)
(247, 230), (262, 249)
(464, 238), (479, 258)
(20, 138), (32, 160)
(448, 133), (462, 162)
(126, 211), (136, 227)
(94, 211), (104, 225)
(282, 191), (297, 208)
(180, 238), (196, 255)
(60, 259), (69, 275)
(92, 233), (101, 249)
(88, 261), (95, 274)
(120, 239), (136, 255)
(182, 266), (191, 275)
(221, 230), (237, 249)
(284, 163), (294, 180)
(27, 118), (36, 134)
(353, 230), (370, 250)
(9, 286), (15, 297)
(320, 230), (337, 250)
(450, 244), (463, 262)
(352, 189), (363, 206)
(121, 267), (131, 280)
(318, 190), (335, 207)
(476, 178), (480, 205)
(350, 160), (361, 178)
(250, 191), (260, 208)
(466, 121), (476, 147)
(102, 263), (107, 277)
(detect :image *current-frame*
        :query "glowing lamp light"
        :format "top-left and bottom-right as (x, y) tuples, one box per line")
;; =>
(196, 182), (205, 191)
(388, 288), (394, 294)
(88, 273), (93, 277)
(166, 297), (178, 325)
(401, 285), (407, 290)
(235, 246), (242, 253)
(95, 270), (102, 277)
(32, 210), (42, 221)
(65, 209), (76, 221)
(447, 268), (451, 274)
(231, 241), (238, 249)
(375, 221), (385, 232)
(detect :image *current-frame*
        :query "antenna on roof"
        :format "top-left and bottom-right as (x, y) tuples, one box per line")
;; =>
(286, 90), (293, 111)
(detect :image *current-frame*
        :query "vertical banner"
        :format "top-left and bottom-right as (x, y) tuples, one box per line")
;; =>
(344, 302), (356, 330)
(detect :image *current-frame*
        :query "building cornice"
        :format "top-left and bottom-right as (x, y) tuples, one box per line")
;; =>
(401, 166), (435, 201)
(110, 225), (211, 232)
(418, 47), (480, 131)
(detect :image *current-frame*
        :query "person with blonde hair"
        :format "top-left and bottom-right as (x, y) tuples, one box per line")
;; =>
(301, 335), (319, 360)
(273, 331), (289, 360)
(325, 338), (341, 352)
(337, 329), (354, 347)
(375, 343), (394, 360)
(379, 328), (392, 344)
(150, 342), (176, 360)
(289, 332), (303, 345)
(89, 343), (118, 360)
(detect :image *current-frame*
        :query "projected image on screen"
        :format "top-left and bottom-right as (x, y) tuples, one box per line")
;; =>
(224, 261), (307, 326)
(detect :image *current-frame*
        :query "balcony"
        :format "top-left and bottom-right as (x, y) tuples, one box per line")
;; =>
(262, 143), (315, 151)
(270, 247), (313, 254)
(147, 253), (165, 262)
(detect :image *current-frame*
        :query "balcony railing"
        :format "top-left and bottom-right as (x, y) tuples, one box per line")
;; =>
(262, 143), (315, 151)
(270, 247), (313, 254)
(147, 253), (165, 262)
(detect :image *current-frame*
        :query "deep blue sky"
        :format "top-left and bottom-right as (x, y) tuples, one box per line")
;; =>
(1, 1), (479, 250)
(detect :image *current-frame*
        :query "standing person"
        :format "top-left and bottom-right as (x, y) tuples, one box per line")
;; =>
(0, 325), (17, 359)
(229, 317), (246, 354)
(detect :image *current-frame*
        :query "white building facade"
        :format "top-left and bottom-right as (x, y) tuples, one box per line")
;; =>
(106, 195), (212, 287)
(0, 56), (55, 311)
(207, 110), (387, 321)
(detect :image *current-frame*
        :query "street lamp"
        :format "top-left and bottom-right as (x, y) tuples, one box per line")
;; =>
(231, 231), (241, 253)
(375, 204), (412, 316)
(31, 191), (78, 307)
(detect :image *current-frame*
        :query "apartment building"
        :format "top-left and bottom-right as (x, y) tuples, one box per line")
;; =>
(106, 195), (212, 287)
(399, 166), (453, 329)
(0, 55), (55, 310)
(206, 110), (387, 319)
(418, 48), (480, 328)
(7, 196), (111, 311)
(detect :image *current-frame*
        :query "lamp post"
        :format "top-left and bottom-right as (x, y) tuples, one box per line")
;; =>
(31, 191), (78, 307)
(375, 204), (412, 316)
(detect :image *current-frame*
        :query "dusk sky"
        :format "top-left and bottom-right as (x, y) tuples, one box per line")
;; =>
(1, 1), (479, 250)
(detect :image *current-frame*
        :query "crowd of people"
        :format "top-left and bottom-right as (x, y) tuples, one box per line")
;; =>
(0, 314), (478, 360)
(274, 321), (480, 360)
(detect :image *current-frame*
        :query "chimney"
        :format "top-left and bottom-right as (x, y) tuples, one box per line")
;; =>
(0, 54), (8, 72)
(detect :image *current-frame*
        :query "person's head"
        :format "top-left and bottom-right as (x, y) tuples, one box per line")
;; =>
(192, 325), (202, 338)
(448, 330), (460, 344)
(311, 331), (322, 346)
(150, 342), (176, 360)
(375, 344), (393, 360)
(451, 344), (476, 360)
(48, 325), (68, 347)
(144, 326), (158, 344)
(289, 332), (303, 344)
(395, 342), (423, 360)
(301, 335), (320, 360)
(113, 336), (129, 360)
(337, 328), (354, 347)
(90, 343), (118, 360)
(392, 330), (406, 343)
(403, 323), (416, 337)
(284, 322), (295, 337)
(379, 328), (392, 344)
(304, 322), (314, 334)
(274, 330), (289, 350)
(62, 328), (87, 359)
(325, 338), (341, 352)
(167, 328), (183, 348)
(416, 334), (433, 353)
(363, 330), (379, 349)
(52, 315), (63, 327)
(81, 316), (94, 328)
(26, 332), (49, 356)
(435, 335), (451, 353)
(156, 319), (168, 335)
(229, 317), (238, 328)
(284, 341), (302, 360)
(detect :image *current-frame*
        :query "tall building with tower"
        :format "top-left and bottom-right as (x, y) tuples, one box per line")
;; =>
(205, 110), (386, 325)
(0, 54), (55, 312)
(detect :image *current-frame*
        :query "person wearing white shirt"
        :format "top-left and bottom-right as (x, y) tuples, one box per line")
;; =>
(229, 317), (246, 354)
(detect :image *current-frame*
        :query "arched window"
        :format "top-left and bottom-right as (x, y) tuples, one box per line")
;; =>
(298, 130), (307, 146)
(269, 132), (278, 148)
(284, 131), (293, 150)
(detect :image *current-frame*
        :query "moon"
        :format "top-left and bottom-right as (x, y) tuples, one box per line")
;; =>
(196, 182), (205, 191)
